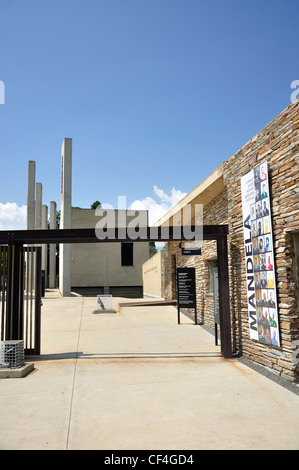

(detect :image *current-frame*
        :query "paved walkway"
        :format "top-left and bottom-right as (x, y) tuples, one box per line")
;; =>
(0, 290), (298, 450)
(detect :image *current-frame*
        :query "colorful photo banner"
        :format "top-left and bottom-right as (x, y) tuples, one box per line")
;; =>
(241, 162), (280, 347)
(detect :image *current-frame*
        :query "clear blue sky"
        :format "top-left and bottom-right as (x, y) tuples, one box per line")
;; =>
(0, 0), (298, 227)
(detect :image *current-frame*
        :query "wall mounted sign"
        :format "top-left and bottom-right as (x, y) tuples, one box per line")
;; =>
(182, 241), (202, 256)
(213, 267), (220, 346)
(213, 267), (220, 325)
(181, 247), (202, 256)
(176, 267), (197, 325)
(241, 161), (280, 347)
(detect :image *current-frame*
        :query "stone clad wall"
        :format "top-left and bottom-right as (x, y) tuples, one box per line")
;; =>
(162, 189), (228, 327)
(224, 99), (299, 381)
(161, 99), (299, 382)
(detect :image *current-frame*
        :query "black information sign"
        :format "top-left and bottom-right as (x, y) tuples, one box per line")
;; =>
(176, 267), (197, 324)
(213, 267), (220, 324)
(182, 247), (202, 256)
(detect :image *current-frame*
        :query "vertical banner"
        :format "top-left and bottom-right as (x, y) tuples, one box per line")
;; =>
(241, 161), (280, 347)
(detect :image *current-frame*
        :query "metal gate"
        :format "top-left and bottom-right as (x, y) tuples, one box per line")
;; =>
(0, 225), (233, 358)
(0, 245), (41, 355)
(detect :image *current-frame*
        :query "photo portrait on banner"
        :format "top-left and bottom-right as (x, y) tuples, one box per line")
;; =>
(241, 161), (280, 347)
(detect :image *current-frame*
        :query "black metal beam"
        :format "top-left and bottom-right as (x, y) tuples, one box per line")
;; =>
(0, 225), (228, 245)
(217, 235), (232, 358)
(0, 224), (232, 359)
(34, 247), (42, 355)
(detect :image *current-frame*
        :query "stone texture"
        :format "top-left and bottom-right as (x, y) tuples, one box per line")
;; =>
(162, 99), (299, 383)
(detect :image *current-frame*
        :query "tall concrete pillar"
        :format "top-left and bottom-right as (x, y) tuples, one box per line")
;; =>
(27, 161), (36, 230)
(26, 161), (36, 293)
(49, 201), (57, 288)
(59, 138), (72, 296)
(35, 183), (42, 230)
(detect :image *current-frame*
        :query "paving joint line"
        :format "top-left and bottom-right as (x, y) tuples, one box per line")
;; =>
(65, 297), (84, 450)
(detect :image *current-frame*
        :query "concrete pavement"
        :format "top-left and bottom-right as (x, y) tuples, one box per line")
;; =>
(0, 290), (298, 450)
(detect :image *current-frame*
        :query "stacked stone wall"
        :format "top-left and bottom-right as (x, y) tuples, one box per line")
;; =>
(224, 99), (299, 382)
(162, 189), (228, 328)
(161, 99), (299, 383)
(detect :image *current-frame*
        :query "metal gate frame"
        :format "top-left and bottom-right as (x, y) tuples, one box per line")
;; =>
(0, 244), (41, 355)
(0, 225), (232, 358)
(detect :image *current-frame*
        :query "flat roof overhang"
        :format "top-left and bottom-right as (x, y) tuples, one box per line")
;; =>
(154, 163), (225, 227)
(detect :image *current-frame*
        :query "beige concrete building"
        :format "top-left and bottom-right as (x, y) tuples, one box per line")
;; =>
(142, 250), (167, 298)
(71, 208), (150, 297)
(57, 138), (150, 297)
(26, 138), (150, 297)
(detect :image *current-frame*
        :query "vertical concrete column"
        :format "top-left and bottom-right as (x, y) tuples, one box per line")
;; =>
(41, 205), (48, 285)
(35, 183), (42, 230)
(27, 161), (36, 230)
(26, 161), (36, 292)
(49, 201), (57, 288)
(33, 181), (42, 293)
(59, 138), (72, 296)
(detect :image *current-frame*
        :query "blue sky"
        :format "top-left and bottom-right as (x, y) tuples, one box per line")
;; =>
(0, 0), (298, 228)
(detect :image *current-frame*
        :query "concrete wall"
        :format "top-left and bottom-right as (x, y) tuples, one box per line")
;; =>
(162, 98), (299, 383)
(142, 250), (166, 298)
(70, 208), (150, 292)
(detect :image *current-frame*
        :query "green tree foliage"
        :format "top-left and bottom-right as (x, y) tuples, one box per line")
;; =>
(91, 201), (101, 209)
